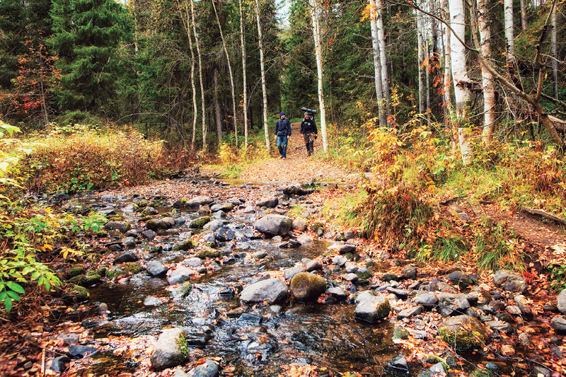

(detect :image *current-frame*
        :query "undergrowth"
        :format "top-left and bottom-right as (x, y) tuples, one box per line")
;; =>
(215, 140), (271, 178)
(326, 117), (565, 273)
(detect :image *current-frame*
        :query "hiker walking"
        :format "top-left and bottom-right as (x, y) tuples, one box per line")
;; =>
(274, 112), (292, 159)
(300, 112), (318, 156)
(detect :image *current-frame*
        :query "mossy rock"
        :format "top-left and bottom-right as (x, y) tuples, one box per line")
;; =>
(310, 221), (325, 232)
(290, 272), (327, 301)
(345, 252), (360, 261)
(173, 240), (195, 251)
(365, 261), (375, 267)
(393, 326), (410, 340)
(134, 201), (149, 211)
(67, 284), (89, 301)
(109, 215), (125, 222)
(106, 266), (126, 279)
(97, 267), (108, 277)
(422, 356), (449, 372)
(206, 242), (217, 249)
(198, 250), (221, 259)
(469, 369), (492, 377)
(68, 265), (85, 277)
(176, 333), (188, 362)
(126, 262), (141, 274)
(356, 270), (373, 280)
(95, 230), (108, 238)
(189, 216), (211, 229)
(438, 315), (489, 352)
(68, 274), (86, 285)
(139, 216), (153, 222)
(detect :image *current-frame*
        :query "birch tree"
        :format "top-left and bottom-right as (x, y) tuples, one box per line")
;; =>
(448, 0), (472, 163)
(212, 0), (238, 147)
(477, 0), (496, 143)
(504, 0), (515, 65)
(255, 0), (270, 150)
(239, 0), (249, 148)
(375, 0), (390, 118)
(416, 4), (425, 115)
(310, 0), (328, 152)
(551, 4), (558, 100)
(520, 0), (528, 31)
(369, 0), (386, 126)
(190, 0), (206, 148)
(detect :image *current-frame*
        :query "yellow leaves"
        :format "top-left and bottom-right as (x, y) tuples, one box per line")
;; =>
(40, 243), (53, 252)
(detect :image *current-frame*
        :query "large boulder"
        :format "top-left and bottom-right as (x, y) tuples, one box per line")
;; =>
(354, 292), (390, 323)
(254, 215), (293, 236)
(551, 316), (566, 334)
(146, 217), (176, 231)
(210, 203), (234, 213)
(240, 278), (288, 304)
(438, 315), (489, 351)
(256, 197), (279, 208)
(493, 270), (527, 293)
(150, 328), (187, 371)
(328, 243), (356, 255)
(188, 359), (219, 377)
(415, 293), (439, 308)
(290, 273), (327, 301)
(557, 289), (566, 314)
(215, 227), (235, 242)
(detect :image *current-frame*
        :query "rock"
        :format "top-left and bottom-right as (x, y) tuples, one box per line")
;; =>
(254, 214), (293, 236)
(386, 287), (409, 299)
(392, 326), (410, 340)
(173, 239), (195, 251)
(146, 217), (176, 231)
(81, 317), (105, 329)
(256, 197), (278, 208)
(326, 287), (348, 300)
(188, 359), (219, 377)
(328, 243), (357, 255)
(284, 266), (305, 280)
(332, 255), (347, 267)
(345, 262), (358, 273)
(448, 271), (476, 288)
(429, 363), (446, 375)
(290, 273), (327, 301)
(354, 292), (390, 323)
(167, 266), (197, 284)
(142, 206), (159, 216)
(518, 333), (531, 348)
(51, 356), (70, 372)
(210, 203), (233, 213)
(189, 217), (211, 229)
(187, 196), (212, 206)
(389, 354), (407, 370)
(203, 220), (224, 232)
(344, 273), (358, 282)
(493, 270), (527, 292)
(486, 320), (513, 334)
(397, 306), (424, 320)
(550, 316), (566, 334)
(144, 296), (163, 306)
(146, 261), (168, 277)
(297, 234), (314, 244)
(184, 258), (203, 268)
(104, 221), (130, 233)
(355, 267), (373, 280)
(68, 345), (97, 357)
(140, 230), (156, 241)
(438, 315), (489, 351)
(402, 266), (418, 279)
(122, 237), (136, 247)
(415, 293), (439, 308)
(150, 328), (187, 371)
(305, 260), (322, 271)
(240, 278), (288, 304)
(514, 295), (533, 318)
(557, 289), (566, 314)
(437, 293), (470, 317)
(381, 273), (400, 282)
(531, 366), (551, 377)
(292, 218), (308, 231)
(252, 251), (267, 259)
(506, 305), (522, 316)
(215, 227), (235, 242)
(213, 211), (226, 219)
(113, 253), (139, 264)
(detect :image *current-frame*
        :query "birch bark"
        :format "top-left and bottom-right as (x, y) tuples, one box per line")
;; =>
(369, 0), (385, 126)
(190, 0), (206, 148)
(255, 0), (270, 150)
(310, 0), (328, 152)
(477, 0), (496, 143)
(375, 0), (390, 119)
(239, 0), (248, 148)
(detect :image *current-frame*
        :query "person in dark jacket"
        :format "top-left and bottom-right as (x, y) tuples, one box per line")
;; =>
(300, 112), (318, 156)
(274, 112), (292, 159)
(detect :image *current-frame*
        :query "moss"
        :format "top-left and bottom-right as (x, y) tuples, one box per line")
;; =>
(126, 262), (141, 274)
(173, 240), (195, 251)
(356, 270), (373, 280)
(97, 267), (107, 277)
(106, 266), (126, 279)
(95, 230), (108, 237)
(189, 216), (211, 229)
(139, 215), (152, 222)
(140, 209), (153, 217)
(109, 215), (125, 222)
(68, 274), (85, 285)
(68, 284), (89, 300)
(291, 272), (327, 301)
(206, 242), (217, 249)
(68, 266), (85, 277)
(83, 274), (101, 286)
(470, 369), (492, 377)
(198, 250), (221, 259)
(365, 261), (375, 267)
(134, 201), (149, 211)
(181, 198), (187, 204)
(422, 356), (449, 372)
(377, 299), (391, 318)
(180, 282), (192, 297)
(176, 333), (188, 362)
(439, 328), (485, 351)
(311, 221), (325, 232)
(393, 326), (410, 340)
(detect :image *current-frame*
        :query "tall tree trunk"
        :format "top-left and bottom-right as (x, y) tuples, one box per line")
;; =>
(505, 0), (515, 65)
(369, 0), (386, 126)
(239, 0), (248, 148)
(190, 0), (206, 149)
(214, 67), (222, 143)
(551, 4), (558, 100)
(426, 40), (431, 119)
(212, 0), (238, 147)
(376, 0), (391, 119)
(520, 0), (528, 31)
(417, 4), (425, 115)
(449, 0), (472, 163)
(255, 0), (270, 150)
(477, 0), (496, 143)
(180, 0), (198, 151)
(310, 0), (328, 152)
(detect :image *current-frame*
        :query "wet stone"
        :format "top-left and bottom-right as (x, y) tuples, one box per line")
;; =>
(345, 262), (358, 273)
(486, 320), (513, 334)
(184, 257), (203, 268)
(328, 243), (357, 255)
(493, 270), (527, 293)
(113, 252), (139, 264)
(284, 266), (305, 280)
(402, 266), (418, 280)
(389, 354), (407, 370)
(68, 345), (97, 357)
(557, 289), (566, 314)
(305, 259), (322, 272)
(144, 296), (163, 306)
(167, 266), (197, 284)
(326, 287), (347, 300)
(122, 237), (136, 247)
(354, 292), (390, 323)
(252, 251), (267, 259)
(146, 217), (176, 231)
(146, 261), (168, 277)
(332, 255), (347, 267)
(240, 278), (288, 304)
(397, 306), (424, 320)
(506, 305), (522, 316)
(551, 316), (566, 334)
(150, 328), (187, 371)
(215, 227), (235, 242)
(187, 359), (219, 377)
(105, 221), (130, 233)
(386, 287), (409, 299)
(344, 273), (358, 282)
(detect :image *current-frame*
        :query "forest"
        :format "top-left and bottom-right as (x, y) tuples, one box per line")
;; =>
(1, 0), (566, 375)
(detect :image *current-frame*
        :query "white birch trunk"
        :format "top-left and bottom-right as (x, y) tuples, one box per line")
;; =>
(551, 4), (558, 100)
(520, 0), (527, 31)
(212, 0), (238, 148)
(375, 0), (391, 119)
(183, 3), (198, 152)
(191, 0), (206, 148)
(442, 6), (456, 151)
(255, 0), (270, 150)
(477, 0), (496, 143)
(310, 0), (328, 152)
(505, 0), (515, 64)
(417, 5), (425, 115)
(448, 0), (472, 163)
(369, 0), (385, 126)
(239, 0), (248, 148)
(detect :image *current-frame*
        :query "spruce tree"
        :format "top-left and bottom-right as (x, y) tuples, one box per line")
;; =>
(49, 0), (132, 114)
